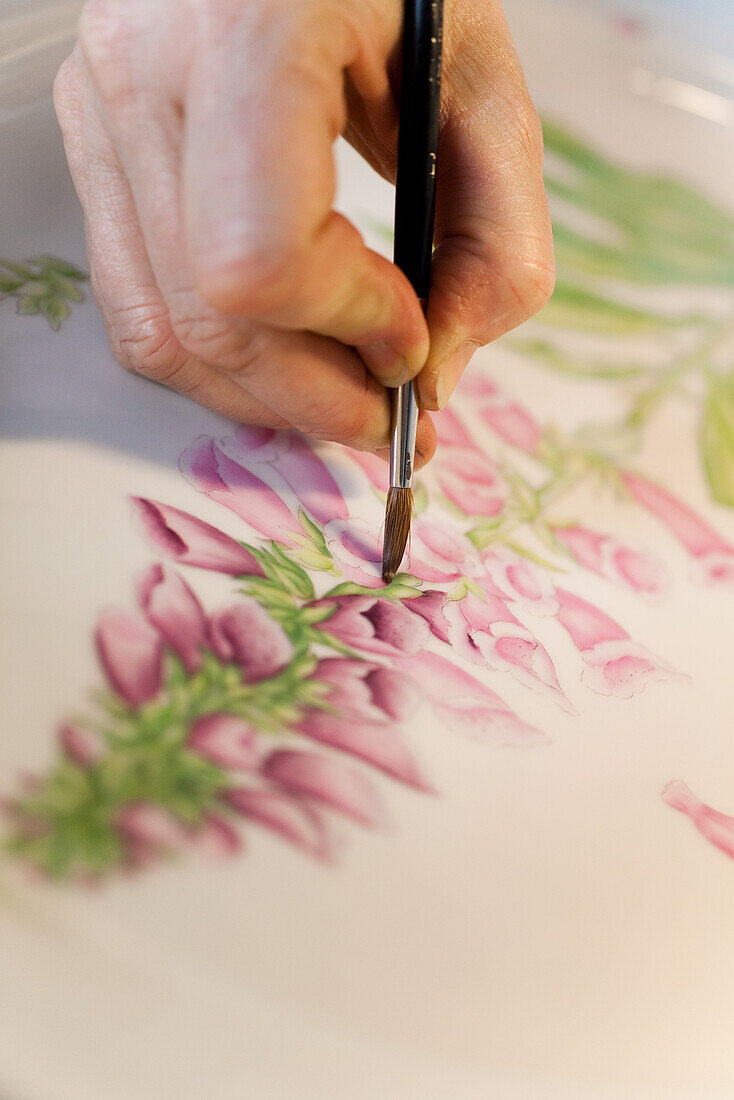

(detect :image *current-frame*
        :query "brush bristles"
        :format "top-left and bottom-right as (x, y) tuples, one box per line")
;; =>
(382, 486), (413, 583)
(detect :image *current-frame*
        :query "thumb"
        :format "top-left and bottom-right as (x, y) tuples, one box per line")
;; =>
(416, 1), (555, 410)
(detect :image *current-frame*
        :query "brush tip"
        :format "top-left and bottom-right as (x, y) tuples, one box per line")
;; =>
(382, 486), (413, 584)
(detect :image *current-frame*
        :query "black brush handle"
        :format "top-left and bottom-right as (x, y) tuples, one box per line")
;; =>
(393, 0), (444, 297)
(388, 0), (444, 490)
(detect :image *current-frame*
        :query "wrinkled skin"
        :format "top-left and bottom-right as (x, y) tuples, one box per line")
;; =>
(55, 0), (554, 462)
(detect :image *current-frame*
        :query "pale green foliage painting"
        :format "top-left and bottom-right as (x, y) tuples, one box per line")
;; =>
(0, 254), (87, 329)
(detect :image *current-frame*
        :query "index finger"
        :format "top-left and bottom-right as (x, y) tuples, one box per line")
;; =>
(183, 0), (430, 386)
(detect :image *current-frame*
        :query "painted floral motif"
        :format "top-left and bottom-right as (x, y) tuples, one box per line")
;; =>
(0, 255), (87, 328)
(5, 121), (734, 878)
(662, 782), (734, 862)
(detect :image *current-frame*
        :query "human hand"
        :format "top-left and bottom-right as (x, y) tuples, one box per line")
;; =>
(55, 0), (553, 462)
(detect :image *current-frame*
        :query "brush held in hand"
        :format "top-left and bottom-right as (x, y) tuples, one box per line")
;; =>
(381, 0), (444, 582)
(382, 486), (414, 583)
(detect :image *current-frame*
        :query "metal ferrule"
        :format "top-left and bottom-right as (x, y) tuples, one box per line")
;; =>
(389, 381), (419, 489)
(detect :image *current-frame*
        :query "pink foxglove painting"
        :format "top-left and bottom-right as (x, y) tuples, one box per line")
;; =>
(5, 113), (734, 878)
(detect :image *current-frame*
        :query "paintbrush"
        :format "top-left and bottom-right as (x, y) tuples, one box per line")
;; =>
(381, 0), (444, 583)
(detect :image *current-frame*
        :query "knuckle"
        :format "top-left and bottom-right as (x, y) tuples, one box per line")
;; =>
(79, 0), (129, 72)
(170, 308), (257, 368)
(78, 0), (150, 112)
(111, 304), (180, 379)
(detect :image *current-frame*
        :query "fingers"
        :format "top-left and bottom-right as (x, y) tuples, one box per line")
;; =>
(57, 38), (402, 452)
(374, 409), (437, 471)
(181, 0), (429, 384)
(54, 50), (287, 429)
(416, 0), (555, 410)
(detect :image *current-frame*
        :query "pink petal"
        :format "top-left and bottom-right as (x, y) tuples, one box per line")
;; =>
(324, 519), (384, 588)
(311, 657), (387, 722)
(316, 597), (385, 652)
(580, 638), (683, 699)
(346, 448), (388, 490)
(693, 550), (734, 585)
(230, 425), (279, 455)
(187, 812), (242, 857)
(225, 787), (333, 860)
(554, 588), (629, 651)
(131, 497), (263, 576)
(434, 447), (505, 517)
(209, 600), (294, 683)
(433, 406), (475, 447)
(662, 780), (734, 860)
(138, 564), (208, 674)
(480, 402), (542, 454)
(225, 427), (349, 523)
(355, 598), (431, 655)
(117, 802), (186, 850)
(310, 656), (418, 724)
(406, 590), (451, 643)
(364, 665), (420, 722)
(58, 724), (103, 768)
(179, 437), (298, 543)
(437, 467), (505, 517)
(188, 713), (260, 770)
(394, 651), (547, 745)
(269, 433), (349, 523)
(297, 710), (431, 790)
(622, 471), (734, 560)
(409, 520), (480, 582)
(262, 750), (385, 826)
(95, 610), (163, 707)
(613, 547), (667, 595)
(555, 524), (667, 596)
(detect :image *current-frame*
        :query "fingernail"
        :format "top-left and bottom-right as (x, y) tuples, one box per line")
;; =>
(358, 343), (413, 386)
(435, 340), (479, 410)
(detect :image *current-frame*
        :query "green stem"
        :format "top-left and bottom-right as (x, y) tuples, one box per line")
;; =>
(625, 321), (734, 429)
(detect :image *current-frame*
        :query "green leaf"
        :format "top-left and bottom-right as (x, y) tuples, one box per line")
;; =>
(538, 280), (701, 335)
(504, 539), (562, 570)
(300, 603), (336, 625)
(533, 520), (570, 559)
(466, 517), (506, 551)
(412, 480), (429, 515)
(47, 273), (86, 302)
(249, 543), (315, 599)
(446, 576), (485, 601)
(543, 119), (734, 288)
(38, 296), (71, 330)
(17, 296), (40, 315)
(18, 279), (47, 296)
(0, 275), (25, 293)
(33, 255), (88, 281)
(321, 572), (422, 601)
(701, 370), (734, 507)
(510, 338), (647, 380)
(503, 468), (540, 521)
(269, 543), (315, 598)
(241, 576), (297, 609)
(0, 260), (35, 279)
(297, 508), (328, 554)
